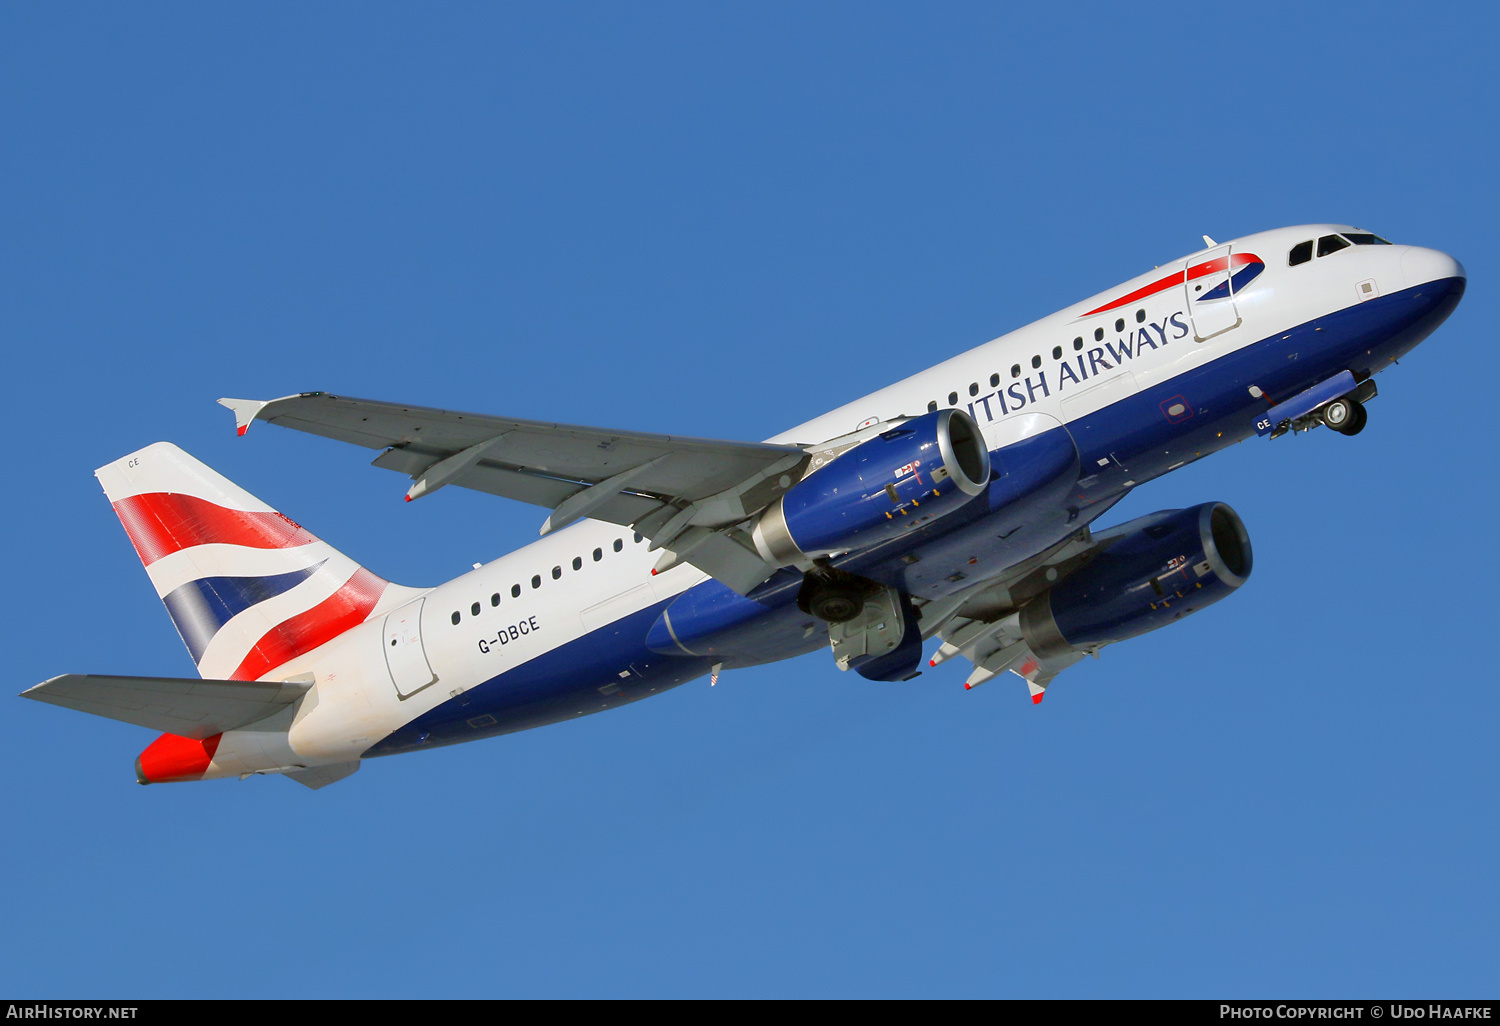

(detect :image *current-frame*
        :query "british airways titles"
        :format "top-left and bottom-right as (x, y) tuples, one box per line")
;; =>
(964, 311), (1191, 425)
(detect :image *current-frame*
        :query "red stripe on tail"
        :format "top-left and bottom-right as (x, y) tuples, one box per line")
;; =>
(230, 568), (387, 681)
(112, 492), (316, 566)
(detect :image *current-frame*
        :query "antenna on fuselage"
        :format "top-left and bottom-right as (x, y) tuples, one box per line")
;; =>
(1202, 235), (1218, 247)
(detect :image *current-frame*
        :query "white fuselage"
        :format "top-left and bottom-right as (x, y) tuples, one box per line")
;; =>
(202, 224), (1463, 778)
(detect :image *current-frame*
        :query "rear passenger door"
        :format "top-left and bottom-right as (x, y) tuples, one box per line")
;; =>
(384, 598), (437, 698)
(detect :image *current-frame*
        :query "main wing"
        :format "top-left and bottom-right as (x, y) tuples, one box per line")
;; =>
(219, 393), (810, 594)
(919, 527), (1101, 703)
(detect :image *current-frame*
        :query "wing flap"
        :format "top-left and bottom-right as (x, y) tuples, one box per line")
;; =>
(918, 526), (1109, 701)
(22, 674), (311, 739)
(663, 531), (786, 595)
(223, 392), (802, 593)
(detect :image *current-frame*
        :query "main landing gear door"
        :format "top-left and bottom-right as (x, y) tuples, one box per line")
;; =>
(1184, 244), (1242, 342)
(384, 598), (437, 699)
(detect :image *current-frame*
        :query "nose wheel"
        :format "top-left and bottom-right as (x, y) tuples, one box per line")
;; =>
(1322, 397), (1368, 436)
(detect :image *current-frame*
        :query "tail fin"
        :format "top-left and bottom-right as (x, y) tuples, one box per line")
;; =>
(96, 442), (420, 681)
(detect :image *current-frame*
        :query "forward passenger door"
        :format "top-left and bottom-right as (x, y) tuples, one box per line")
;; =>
(1184, 244), (1241, 341)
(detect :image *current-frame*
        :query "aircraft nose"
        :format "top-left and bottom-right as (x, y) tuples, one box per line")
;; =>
(1402, 246), (1465, 288)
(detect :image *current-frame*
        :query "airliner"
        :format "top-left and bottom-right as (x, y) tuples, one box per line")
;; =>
(23, 225), (1465, 788)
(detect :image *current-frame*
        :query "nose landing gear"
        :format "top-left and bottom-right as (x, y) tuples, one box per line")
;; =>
(1321, 396), (1368, 436)
(1261, 374), (1377, 439)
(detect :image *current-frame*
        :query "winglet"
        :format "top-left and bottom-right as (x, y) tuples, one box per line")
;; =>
(217, 394), (322, 436)
(217, 397), (274, 436)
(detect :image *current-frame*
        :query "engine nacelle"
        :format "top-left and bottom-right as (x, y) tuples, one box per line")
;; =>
(752, 409), (991, 567)
(1021, 502), (1253, 657)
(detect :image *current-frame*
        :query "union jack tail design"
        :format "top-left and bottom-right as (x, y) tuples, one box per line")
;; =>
(96, 442), (420, 681)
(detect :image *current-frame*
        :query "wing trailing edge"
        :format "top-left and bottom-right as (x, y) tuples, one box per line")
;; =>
(221, 392), (807, 594)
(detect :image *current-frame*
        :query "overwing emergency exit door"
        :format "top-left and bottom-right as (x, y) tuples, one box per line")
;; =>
(383, 598), (437, 698)
(1184, 244), (1242, 341)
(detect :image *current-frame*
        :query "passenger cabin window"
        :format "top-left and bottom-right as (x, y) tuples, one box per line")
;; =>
(531, 575), (541, 589)
(470, 602), (481, 617)
(552, 566), (562, 580)
(451, 611), (461, 625)
(1344, 233), (1392, 245)
(572, 557), (582, 571)
(1318, 235), (1350, 257)
(491, 593), (500, 606)
(989, 373), (1000, 387)
(1073, 337), (1083, 351)
(1135, 309), (1146, 323)
(593, 548), (602, 561)
(512, 584), (521, 598)
(614, 539), (623, 552)
(1051, 346), (1062, 359)
(633, 533), (643, 544)
(1289, 240), (1314, 266)
(1114, 318), (1125, 332)
(1094, 327), (1104, 341)
(968, 382), (978, 396)
(927, 400), (937, 412)
(1011, 364), (1021, 378)
(948, 391), (958, 405)
(1030, 355), (1041, 369)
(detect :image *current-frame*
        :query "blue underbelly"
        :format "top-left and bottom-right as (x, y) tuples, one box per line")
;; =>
(367, 276), (1465, 756)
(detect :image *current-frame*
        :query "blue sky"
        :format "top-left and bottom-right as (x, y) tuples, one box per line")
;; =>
(3, 2), (1496, 998)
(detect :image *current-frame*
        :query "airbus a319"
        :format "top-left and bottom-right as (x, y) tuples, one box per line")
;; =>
(23, 225), (1465, 788)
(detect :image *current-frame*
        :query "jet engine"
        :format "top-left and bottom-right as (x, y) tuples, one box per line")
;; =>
(1021, 502), (1253, 658)
(751, 409), (991, 567)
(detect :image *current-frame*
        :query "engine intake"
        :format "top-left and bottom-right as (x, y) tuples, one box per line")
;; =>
(1021, 502), (1253, 657)
(752, 409), (990, 567)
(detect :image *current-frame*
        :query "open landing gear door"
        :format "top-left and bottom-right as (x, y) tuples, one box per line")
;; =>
(1184, 244), (1242, 341)
(825, 585), (925, 682)
(384, 598), (437, 698)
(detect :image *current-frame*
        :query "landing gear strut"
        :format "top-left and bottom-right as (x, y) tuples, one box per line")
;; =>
(797, 563), (881, 624)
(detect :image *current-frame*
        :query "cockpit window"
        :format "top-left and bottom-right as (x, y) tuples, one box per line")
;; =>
(1343, 233), (1391, 245)
(1289, 240), (1313, 266)
(1318, 235), (1351, 257)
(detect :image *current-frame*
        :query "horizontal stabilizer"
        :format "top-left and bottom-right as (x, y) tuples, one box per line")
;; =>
(22, 674), (311, 739)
